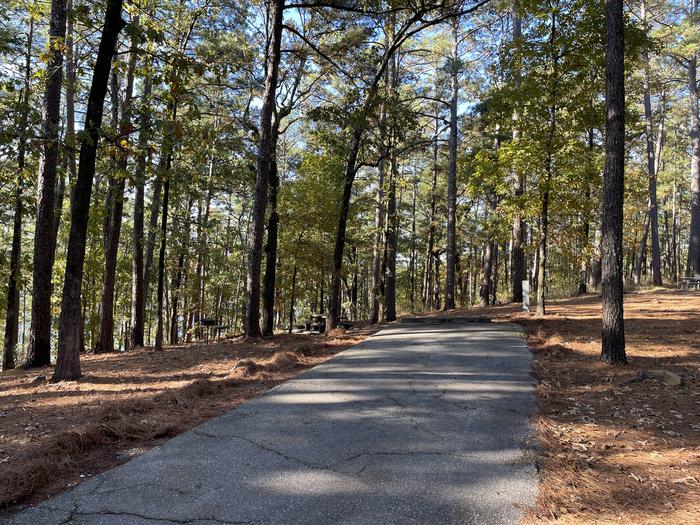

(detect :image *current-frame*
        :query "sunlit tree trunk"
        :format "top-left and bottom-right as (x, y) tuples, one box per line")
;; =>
(245, 0), (284, 337)
(445, 17), (459, 310)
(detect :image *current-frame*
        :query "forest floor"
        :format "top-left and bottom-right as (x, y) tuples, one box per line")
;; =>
(0, 326), (376, 516)
(427, 288), (699, 525)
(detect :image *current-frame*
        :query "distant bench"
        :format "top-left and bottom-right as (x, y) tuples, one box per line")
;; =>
(679, 275), (700, 291)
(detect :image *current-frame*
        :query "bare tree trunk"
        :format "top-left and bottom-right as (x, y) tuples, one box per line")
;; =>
(480, 240), (493, 307)
(384, 153), (398, 321)
(169, 196), (193, 345)
(445, 18), (459, 310)
(130, 32), (152, 350)
(536, 8), (558, 317)
(4, 18), (33, 370)
(328, 129), (362, 331)
(262, 145), (279, 336)
(54, 0), (125, 381)
(155, 154), (172, 351)
(288, 264), (297, 333)
(143, 175), (161, 328)
(245, 0), (284, 337)
(689, 43), (700, 275)
(600, 0), (626, 364)
(423, 111), (439, 310)
(511, 2), (526, 303)
(25, 0), (67, 368)
(371, 103), (387, 324)
(96, 42), (136, 353)
(409, 178), (417, 310)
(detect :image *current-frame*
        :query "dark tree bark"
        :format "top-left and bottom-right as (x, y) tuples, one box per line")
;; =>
(245, 0), (284, 337)
(155, 150), (174, 351)
(600, 0), (627, 365)
(384, 154), (398, 322)
(169, 196), (193, 345)
(480, 239), (494, 307)
(262, 145), (280, 336)
(130, 30), (152, 350)
(95, 44), (136, 354)
(288, 264), (297, 333)
(25, 0), (67, 368)
(143, 175), (162, 334)
(328, 128), (363, 331)
(371, 104), (388, 324)
(53, 0), (126, 381)
(444, 18), (459, 310)
(510, 2), (525, 303)
(3, 18), (33, 370)
(689, 43), (700, 275)
(536, 9), (558, 317)
(423, 111), (440, 310)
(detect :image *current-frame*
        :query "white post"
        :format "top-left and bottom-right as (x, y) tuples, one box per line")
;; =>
(522, 280), (530, 312)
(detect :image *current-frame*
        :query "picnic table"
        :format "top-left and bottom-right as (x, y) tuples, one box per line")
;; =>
(679, 275), (700, 291)
(199, 318), (229, 341)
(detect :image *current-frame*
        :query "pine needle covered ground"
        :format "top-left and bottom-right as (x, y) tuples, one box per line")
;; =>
(458, 289), (699, 525)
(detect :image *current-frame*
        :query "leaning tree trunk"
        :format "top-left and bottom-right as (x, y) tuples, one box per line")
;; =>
(600, 0), (627, 365)
(444, 18), (459, 310)
(3, 19), (33, 370)
(25, 0), (67, 368)
(53, 0), (125, 381)
(244, 0), (284, 337)
(328, 129), (363, 332)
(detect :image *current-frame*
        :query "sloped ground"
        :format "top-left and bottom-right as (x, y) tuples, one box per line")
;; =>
(0, 328), (375, 516)
(417, 289), (699, 524)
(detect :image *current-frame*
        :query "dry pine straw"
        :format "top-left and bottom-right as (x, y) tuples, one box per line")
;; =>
(2, 292), (699, 524)
(507, 290), (700, 525)
(0, 328), (374, 515)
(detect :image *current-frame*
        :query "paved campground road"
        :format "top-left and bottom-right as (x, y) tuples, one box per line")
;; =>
(7, 322), (537, 525)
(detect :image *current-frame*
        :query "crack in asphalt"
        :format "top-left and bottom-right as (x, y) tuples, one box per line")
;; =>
(55, 507), (259, 524)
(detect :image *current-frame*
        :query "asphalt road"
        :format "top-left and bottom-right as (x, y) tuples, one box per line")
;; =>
(6, 322), (538, 525)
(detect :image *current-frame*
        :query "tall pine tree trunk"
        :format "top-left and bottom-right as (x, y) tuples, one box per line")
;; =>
(444, 18), (459, 310)
(3, 18), (33, 370)
(244, 0), (284, 337)
(511, 2), (526, 303)
(130, 28), (152, 350)
(689, 49), (700, 275)
(600, 0), (627, 364)
(262, 143), (280, 336)
(384, 153), (398, 321)
(53, 0), (125, 381)
(95, 45), (136, 353)
(25, 0), (67, 368)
